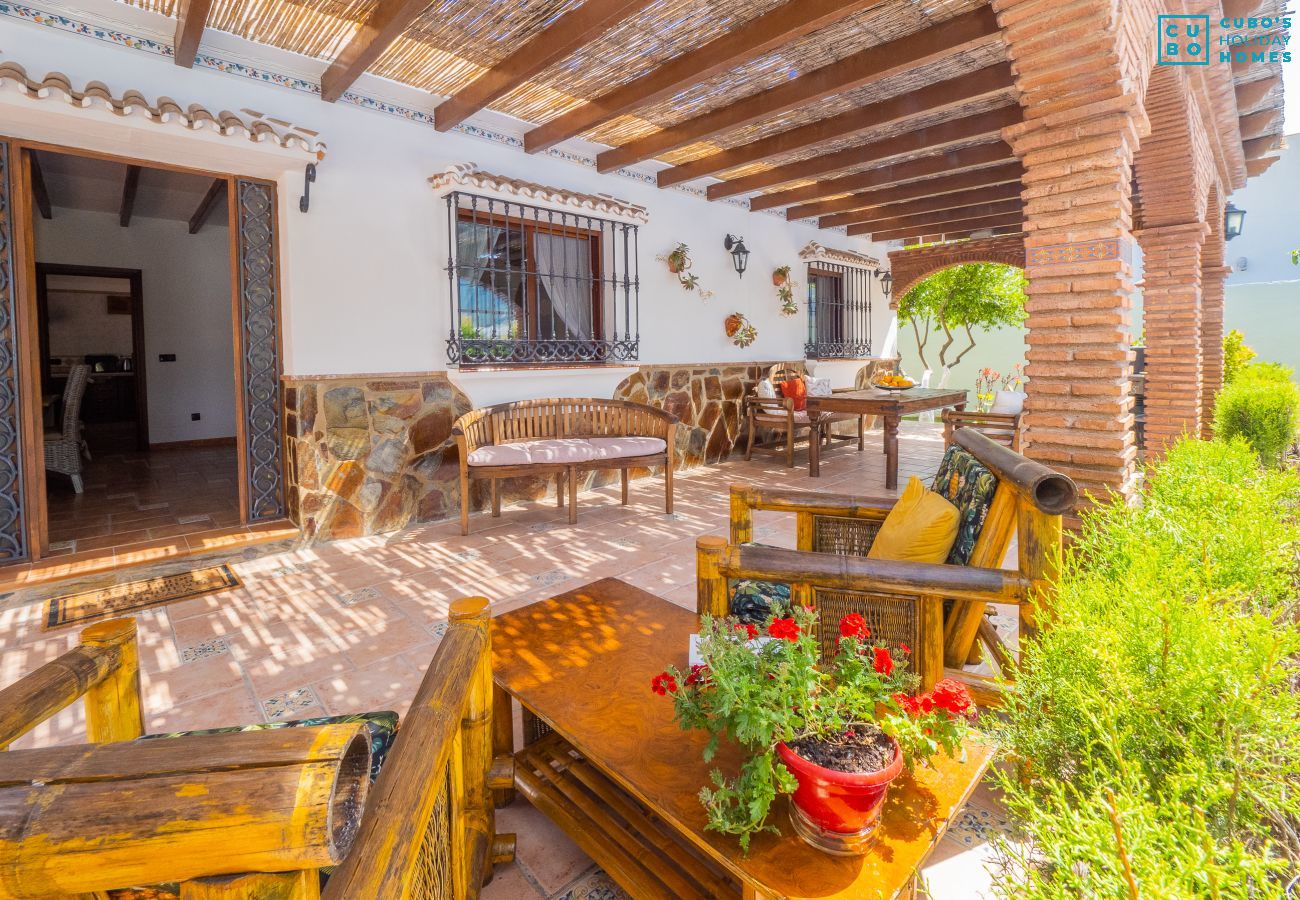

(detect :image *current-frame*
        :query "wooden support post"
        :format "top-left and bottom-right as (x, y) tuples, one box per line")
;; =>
(729, 484), (754, 544)
(1017, 503), (1062, 637)
(918, 595), (945, 693)
(663, 424), (676, 515)
(80, 618), (143, 743)
(180, 871), (320, 899)
(695, 536), (729, 618)
(795, 511), (815, 552)
(568, 466), (579, 524)
(620, 469), (629, 505)
(491, 684), (516, 808)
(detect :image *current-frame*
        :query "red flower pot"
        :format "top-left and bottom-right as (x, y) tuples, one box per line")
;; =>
(776, 736), (903, 856)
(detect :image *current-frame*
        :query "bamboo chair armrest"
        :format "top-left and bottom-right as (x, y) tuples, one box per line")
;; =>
(723, 543), (1032, 605)
(730, 483), (896, 519)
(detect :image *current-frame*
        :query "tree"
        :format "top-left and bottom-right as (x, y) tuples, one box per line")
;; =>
(896, 263), (1028, 386)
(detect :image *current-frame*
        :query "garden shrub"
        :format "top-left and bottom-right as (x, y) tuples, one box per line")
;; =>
(994, 439), (1300, 897)
(1222, 328), (1256, 384)
(1214, 364), (1300, 467)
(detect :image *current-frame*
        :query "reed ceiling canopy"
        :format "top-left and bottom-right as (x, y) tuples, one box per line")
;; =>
(126, 0), (1285, 241)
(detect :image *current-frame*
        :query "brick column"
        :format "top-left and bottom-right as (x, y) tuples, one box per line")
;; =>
(1137, 222), (1208, 457)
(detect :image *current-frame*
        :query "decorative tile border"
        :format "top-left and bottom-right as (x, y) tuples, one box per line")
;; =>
(336, 585), (380, 606)
(0, 1), (843, 230)
(261, 685), (320, 720)
(1026, 239), (1122, 267)
(181, 637), (231, 663)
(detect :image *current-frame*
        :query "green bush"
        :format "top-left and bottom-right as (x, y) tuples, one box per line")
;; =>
(994, 439), (1300, 897)
(1214, 365), (1300, 467)
(1222, 329), (1256, 384)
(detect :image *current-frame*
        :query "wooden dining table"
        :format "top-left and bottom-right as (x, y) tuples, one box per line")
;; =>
(806, 386), (968, 487)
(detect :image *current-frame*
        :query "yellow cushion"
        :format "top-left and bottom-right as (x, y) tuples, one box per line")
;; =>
(867, 476), (960, 564)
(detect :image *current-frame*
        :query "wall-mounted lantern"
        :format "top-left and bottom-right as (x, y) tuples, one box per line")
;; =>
(877, 269), (893, 300)
(724, 234), (750, 278)
(1224, 202), (1246, 241)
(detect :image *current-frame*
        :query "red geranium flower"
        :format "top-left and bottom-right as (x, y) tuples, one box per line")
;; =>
(899, 642), (912, 655)
(734, 622), (759, 640)
(931, 678), (974, 716)
(872, 646), (894, 676)
(767, 617), (801, 642)
(684, 664), (709, 687)
(892, 691), (921, 716)
(651, 672), (678, 696)
(838, 613), (871, 640)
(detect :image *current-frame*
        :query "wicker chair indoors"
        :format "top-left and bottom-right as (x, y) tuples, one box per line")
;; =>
(45, 364), (91, 494)
(696, 428), (1077, 702)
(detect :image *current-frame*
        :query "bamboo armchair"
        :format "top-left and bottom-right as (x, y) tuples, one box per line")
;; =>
(744, 363), (863, 467)
(697, 428), (1077, 703)
(942, 408), (1023, 451)
(0, 602), (515, 899)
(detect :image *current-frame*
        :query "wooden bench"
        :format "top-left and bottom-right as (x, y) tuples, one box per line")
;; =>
(453, 398), (678, 535)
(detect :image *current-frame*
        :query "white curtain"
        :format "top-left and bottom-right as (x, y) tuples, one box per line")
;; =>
(534, 232), (592, 339)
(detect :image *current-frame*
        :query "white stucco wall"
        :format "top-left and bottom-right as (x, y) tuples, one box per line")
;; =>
(1, 9), (896, 406)
(33, 209), (238, 444)
(1225, 134), (1299, 287)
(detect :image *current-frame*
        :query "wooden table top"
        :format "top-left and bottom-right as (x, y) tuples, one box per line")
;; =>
(492, 577), (995, 900)
(807, 387), (968, 415)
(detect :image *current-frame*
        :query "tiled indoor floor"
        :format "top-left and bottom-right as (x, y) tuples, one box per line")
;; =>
(45, 441), (241, 554)
(2, 423), (1012, 897)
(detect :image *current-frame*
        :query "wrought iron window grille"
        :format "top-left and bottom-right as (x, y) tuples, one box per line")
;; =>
(804, 261), (875, 359)
(444, 190), (640, 367)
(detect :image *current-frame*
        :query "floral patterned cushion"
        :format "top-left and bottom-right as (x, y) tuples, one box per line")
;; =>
(138, 710), (400, 783)
(727, 542), (791, 623)
(930, 445), (999, 566)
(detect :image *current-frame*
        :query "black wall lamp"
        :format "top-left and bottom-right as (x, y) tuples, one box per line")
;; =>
(724, 234), (750, 278)
(876, 268), (893, 300)
(1224, 202), (1245, 241)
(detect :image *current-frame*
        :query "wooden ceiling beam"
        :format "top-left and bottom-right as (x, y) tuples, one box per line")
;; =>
(189, 179), (226, 234)
(1234, 75), (1280, 111)
(709, 105), (1019, 200)
(821, 182), (1022, 228)
(657, 63), (1014, 188)
(871, 212), (1023, 243)
(899, 223), (1023, 246)
(119, 165), (141, 228)
(595, 6), (1001, 173)
(173, 0), (214, 68)
(524, 0), (878, 154)
(434, 0), (657, 132)
(788, 160), (1023, 220)
(1238, 108), (1280, 139)
(321, 0), (436, 103)
(751, 141), (1014, 212)
(846, 199), (1022, 236)
(27, 151), (52, 220)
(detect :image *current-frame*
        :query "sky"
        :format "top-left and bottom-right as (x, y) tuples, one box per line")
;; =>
(1285, 52), (1299, 133)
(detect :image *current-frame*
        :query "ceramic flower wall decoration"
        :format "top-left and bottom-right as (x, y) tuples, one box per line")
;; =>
(658, 243), (714, 300)
(724, 312), (758, 348)
(773, 266), (799, 317)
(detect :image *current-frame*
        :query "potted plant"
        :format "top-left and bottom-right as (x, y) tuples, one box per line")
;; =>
(665, 243), (691, 274)
(724, 313), (758, 348)
(772, 265), (792, 287)
(652, 605), (973, 854)
(777, 282), (797, 317)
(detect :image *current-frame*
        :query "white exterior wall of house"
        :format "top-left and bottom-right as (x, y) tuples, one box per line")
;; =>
(0, 6), (896, 406)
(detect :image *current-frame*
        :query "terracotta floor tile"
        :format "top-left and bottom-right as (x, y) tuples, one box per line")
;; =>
(312, 655), (423, 717)
(496, 798), (597, 895)
(141, 653), (246, 708)
(480, 861), (546, 899)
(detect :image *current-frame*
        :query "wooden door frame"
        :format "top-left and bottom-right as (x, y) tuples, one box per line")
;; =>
(3, 136), (287, 561)
(35, 262), (149, 452)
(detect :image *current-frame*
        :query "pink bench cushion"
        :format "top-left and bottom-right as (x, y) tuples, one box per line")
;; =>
(466, 444), (533, 466)
(522, 439), (599, 464)
(587, 436), (668, 459)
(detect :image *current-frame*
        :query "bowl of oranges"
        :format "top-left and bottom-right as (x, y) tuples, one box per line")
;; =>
(872, 373), (915, 391)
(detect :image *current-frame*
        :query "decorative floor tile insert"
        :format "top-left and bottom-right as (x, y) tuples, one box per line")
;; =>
(336, 586), (381, 606)
(946, 802), (1012, 848)
(530, 570), (572, 589)
(427, 621), (449, 640)
(261, 686), (320, 720)
(181, 638), (231, 663)
(552, 866), (630, 900)
(529, 522), (558, 533)
(47, 541), (74, 552)
(446, 549), (484, 564)
(269, 562), (314, 578)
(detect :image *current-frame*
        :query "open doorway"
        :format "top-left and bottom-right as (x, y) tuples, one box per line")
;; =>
(28, 148), (241, 556)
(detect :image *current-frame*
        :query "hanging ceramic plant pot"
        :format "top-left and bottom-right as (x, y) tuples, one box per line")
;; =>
(772, 265), (791, 287)
(725, 313), (758, 348)
(665, 243), (691, 274)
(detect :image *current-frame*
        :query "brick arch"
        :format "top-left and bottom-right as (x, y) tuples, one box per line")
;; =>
(887, 235), (1026, 308)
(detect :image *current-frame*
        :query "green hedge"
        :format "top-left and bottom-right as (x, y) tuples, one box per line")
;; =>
(1214, 363), (1300, 468)
(994, 439), (1300, 897)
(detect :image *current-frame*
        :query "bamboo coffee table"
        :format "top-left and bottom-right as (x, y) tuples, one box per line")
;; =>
(491, 577), (994, 900)
(805, 387), (968, 487)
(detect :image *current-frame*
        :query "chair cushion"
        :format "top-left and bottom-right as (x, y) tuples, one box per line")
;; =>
(867, 476), (959, 564)
(586, 436), (667, 459)
(804, 376), (833, 398)
(755, 409), (811, 425)
(138, 710), (400, 784)
(467, 443), (533, 466)
(756, 378), (778, 399)
(521, 438), (599, 464)
(779, 378), (808, 411)
(990, 391), (1026, 415)
(931, 445), (999, 565)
